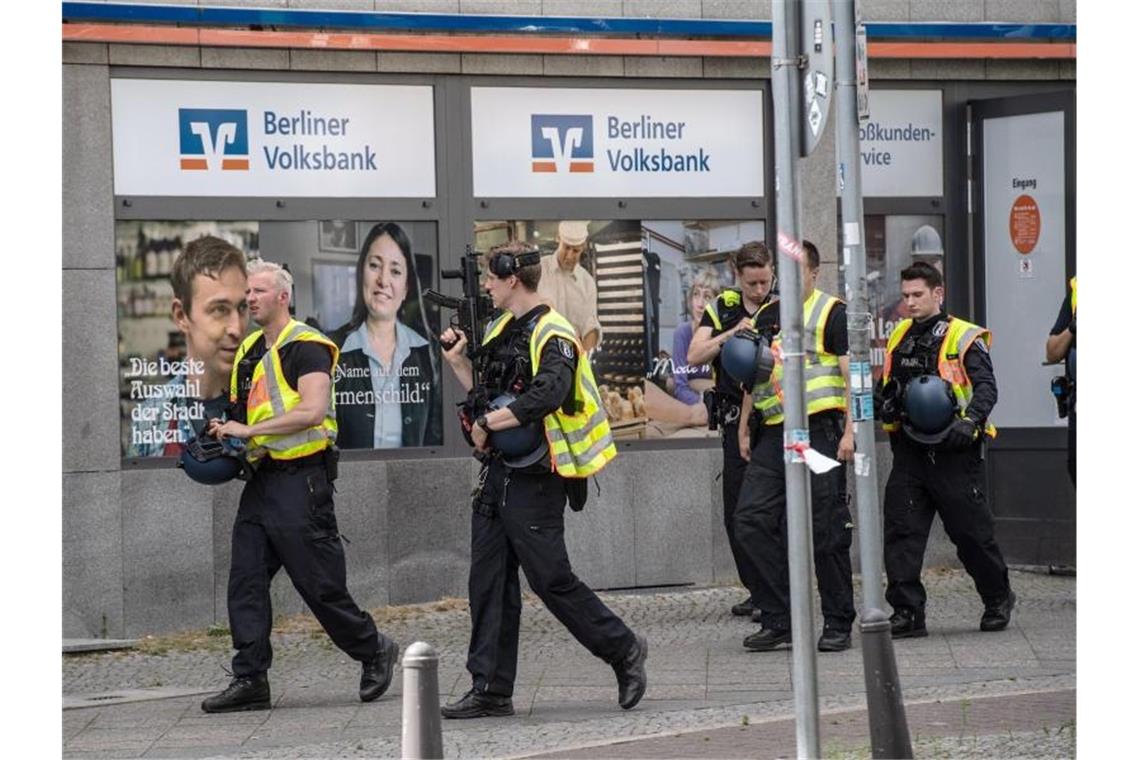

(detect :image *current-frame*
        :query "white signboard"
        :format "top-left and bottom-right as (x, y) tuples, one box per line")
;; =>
(471, 87), (764, 198)
(857, 89), (943, 197)
(111, 79), (436, 197)
(983, 110), (1066, 429)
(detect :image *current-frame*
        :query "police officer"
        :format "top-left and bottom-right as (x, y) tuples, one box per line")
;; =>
(734, 241), (857, 653)
(1045, 275), (1076, 485)
(437, 241), (647, 720)
(878, 261), (1014, 638)
(203, 259), (399, 713)
(686, 241), (779, 620)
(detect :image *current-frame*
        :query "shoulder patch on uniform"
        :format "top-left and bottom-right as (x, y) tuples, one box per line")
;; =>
(721, 290), (741, 307)
(932, 320), (949, 337)
(556, 337), (575, 359)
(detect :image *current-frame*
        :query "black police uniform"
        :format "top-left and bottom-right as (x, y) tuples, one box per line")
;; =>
(881, 311), (1011, 619)
(464, 305), (637, 699)
(1048, 287), (1076, 485)
(227, 338), (391, 679)
(735, 302), (856, 639)
(698, 291), (780, 605)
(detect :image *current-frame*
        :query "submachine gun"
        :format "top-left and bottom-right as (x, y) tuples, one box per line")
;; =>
(424, 245), (496, 453)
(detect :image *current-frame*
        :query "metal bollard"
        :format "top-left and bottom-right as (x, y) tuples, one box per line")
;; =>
(860, 609), (913, 759)
(401, 641), (444, 759)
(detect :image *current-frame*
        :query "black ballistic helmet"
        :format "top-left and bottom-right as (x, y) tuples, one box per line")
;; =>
(488, 393), (550, 469)
(721, 330), (776, 387)
(901, 375), (959, 445)
(178, 435), (247, 485)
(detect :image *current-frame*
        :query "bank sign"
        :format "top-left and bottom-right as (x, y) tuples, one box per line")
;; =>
(111, 79), (436, 197)
(856, 90), (943, 197)
(471, 87), (764, 197)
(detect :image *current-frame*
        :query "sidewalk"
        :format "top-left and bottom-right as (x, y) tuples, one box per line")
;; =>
(63, 568), (1075, 759)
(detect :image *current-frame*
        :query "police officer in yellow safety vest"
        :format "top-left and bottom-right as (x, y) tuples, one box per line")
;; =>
(687, 241), (780, 620)
(1045, 275), (1076, 485)
(438, 241), (647, 720)
(203, 260), (399, 714)
(876, 261), (1014, 639)
(734, 241), (857, 654)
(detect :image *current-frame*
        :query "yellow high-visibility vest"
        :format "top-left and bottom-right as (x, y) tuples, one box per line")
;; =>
(751, 289), (847, 425)
(230, 319), (339, 461)
(1070, 276), (1077, 315)
(881, 316), (997, 439)
(482, 308), (616, 477)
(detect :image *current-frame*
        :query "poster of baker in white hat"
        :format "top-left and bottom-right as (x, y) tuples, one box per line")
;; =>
(537, 220), (603, 353)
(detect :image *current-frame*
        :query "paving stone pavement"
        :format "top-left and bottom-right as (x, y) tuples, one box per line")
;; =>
(62, 568), (1075, 759)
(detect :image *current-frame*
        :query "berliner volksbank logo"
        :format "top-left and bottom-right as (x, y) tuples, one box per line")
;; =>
(531, 114), (594, 173)
(178, 108), (250, 171)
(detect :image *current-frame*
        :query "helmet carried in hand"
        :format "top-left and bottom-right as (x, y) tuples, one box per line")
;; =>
(178, 435), (248, 485)
(488, 393), (550, 469)
(721, 330), (776, 388)
(901, 375), (959, 445)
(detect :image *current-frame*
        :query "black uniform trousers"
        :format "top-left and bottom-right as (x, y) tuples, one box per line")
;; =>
(227, 458), (386, 677)
(721, 417), (763, 601)
(1067, 405), (1076, 486)
(883, 437), (1011, 613)
(467, 461), (635, 697)
(734, 411), (856, 632)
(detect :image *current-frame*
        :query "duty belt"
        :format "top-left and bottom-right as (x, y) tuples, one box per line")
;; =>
(258, 451), (325, 473)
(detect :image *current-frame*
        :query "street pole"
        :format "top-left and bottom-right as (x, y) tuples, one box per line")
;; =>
(832, 1), (913, 756)
(772, 1), (819, 756)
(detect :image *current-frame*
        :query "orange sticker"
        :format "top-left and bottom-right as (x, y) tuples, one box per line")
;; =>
(1009, 194), (1040, 255)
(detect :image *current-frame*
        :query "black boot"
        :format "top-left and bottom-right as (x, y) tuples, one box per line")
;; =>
(980, 590), (1017, 632)
(201, 673), (271, 713)
(360, 638), (400, 703)
(817, 626), (852, 652)
(889, 608), (928, 639)
(612, 634), (649, 710)
(440, 688), (514, 719)
(731, 597), (756, 617)
(743, 627), (792, 651)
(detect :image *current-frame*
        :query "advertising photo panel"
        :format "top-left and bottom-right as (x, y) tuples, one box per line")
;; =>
(116, 220), (442, 458)
(474, 219), (764, 441)
(854, 214), (945, 379)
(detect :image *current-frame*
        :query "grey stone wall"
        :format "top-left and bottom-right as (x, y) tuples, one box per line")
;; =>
(61, 0), (1070, 636)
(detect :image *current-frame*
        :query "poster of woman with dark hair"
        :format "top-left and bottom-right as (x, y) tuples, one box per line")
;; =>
(328, 222), (443, 448)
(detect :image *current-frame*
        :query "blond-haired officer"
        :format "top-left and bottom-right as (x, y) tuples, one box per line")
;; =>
(203, 259), (399, 713)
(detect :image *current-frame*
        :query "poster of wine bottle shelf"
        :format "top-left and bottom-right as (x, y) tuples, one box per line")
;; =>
(592, 237), (651, 439)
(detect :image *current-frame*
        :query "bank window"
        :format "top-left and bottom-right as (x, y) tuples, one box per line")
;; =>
(853, 214), (945, 379)
(475, 218), (764, 441)
(117, 220), (443, 459)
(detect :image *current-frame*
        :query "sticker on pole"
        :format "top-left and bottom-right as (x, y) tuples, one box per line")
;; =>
(778, 231), (805, 262)
(848, 360), (873, 393)
(784, 429), (842, 473)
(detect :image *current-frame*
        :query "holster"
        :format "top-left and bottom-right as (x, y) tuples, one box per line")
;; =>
(323, 445), (340, 483)
(566, 477), (588, 512)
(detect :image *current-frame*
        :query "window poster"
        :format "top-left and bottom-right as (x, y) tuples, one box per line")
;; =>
(852, 214), (945, 379)
(474, 219), (764, 440)
(117, 220), (442, 458)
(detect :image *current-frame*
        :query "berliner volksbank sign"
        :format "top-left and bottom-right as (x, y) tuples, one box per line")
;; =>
(111, 79), (436, 197)
(473, 87), (764, 198)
